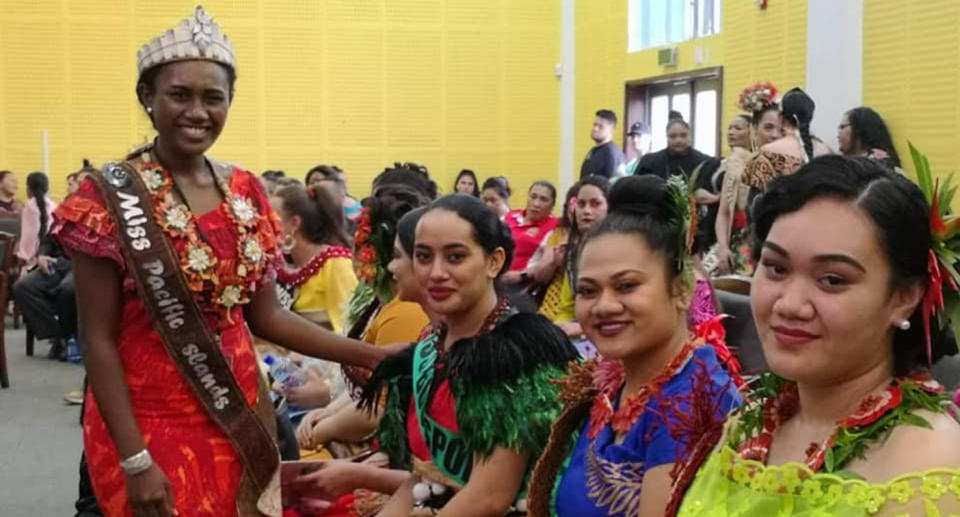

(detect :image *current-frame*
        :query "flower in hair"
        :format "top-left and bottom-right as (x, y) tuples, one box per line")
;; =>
(737, 81), (778, 113)
(909, 142), (960, 363)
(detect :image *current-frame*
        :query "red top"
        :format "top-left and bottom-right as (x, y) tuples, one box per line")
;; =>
(504, 209), (558, 271)
(407, 378), (459, 461)
(54, 169), (284, 517)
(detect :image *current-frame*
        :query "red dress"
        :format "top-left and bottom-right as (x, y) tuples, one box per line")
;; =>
(54, 169), (283, 516)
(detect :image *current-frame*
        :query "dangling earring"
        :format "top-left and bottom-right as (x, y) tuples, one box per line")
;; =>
(282, 233), (296, 254)
(896, 320), (911, 331)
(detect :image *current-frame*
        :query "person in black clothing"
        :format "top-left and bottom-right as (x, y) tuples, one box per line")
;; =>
(635, 118), (722, 252)
(13, 233), (75, 359)
(580, 109), (626, 179)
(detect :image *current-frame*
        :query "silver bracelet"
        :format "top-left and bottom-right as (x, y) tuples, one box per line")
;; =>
(120, 449), (153, 476)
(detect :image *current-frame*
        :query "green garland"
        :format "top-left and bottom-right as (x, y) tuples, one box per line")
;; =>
(730, 373), (953, 476)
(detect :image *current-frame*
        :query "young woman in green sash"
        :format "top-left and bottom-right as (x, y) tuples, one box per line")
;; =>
(361, 194), (579, 516)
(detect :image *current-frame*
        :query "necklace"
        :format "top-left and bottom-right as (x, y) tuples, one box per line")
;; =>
(737, 372), (947, 472)
(587, 340), (700, 439)
(276, 246), (352, 288)
(136, 150), (274, 318)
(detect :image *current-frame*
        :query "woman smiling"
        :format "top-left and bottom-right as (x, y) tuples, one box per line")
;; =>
(672, 156), (960, 516)
(528, 176), (742, 517)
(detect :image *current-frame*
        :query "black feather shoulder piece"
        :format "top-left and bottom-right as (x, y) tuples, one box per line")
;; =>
(444, 312), (579, 389)
(358, 342), (417, 413)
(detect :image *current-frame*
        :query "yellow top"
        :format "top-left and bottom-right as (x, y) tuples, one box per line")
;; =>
(539, 227), (575, 323)
(292, 256), (358, 334)
(361, 296), (430, 346)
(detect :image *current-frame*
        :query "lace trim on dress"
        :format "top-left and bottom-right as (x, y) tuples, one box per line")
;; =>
(700, 445), (960, 515)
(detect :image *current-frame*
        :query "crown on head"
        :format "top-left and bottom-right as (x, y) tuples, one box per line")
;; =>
(137, 6), (236, 75)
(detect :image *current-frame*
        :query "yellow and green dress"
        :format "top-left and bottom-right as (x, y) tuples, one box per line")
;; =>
(672, 373), (960, 517)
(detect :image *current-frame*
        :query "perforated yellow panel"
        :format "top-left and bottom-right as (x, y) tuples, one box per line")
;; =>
(574, 0), (807, 161)
(864, 0), (960, 186)
(0, 0), (560, 201)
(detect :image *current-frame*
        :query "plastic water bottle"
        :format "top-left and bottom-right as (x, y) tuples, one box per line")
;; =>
(263, 355), (306, 388)
(65, 337), (83, 364)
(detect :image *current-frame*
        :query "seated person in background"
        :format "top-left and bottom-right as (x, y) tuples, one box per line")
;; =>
(260, 169), (287, 195)
(306, 164), (363, 229)
(295, 166), (437, 452)
(0, 170), (22, 215)
(270, 184), (357, 409)
(16, 172), (58, 271)
(502, 181), (559, 283)
(272, 184), (356, 333)
(13, 233), (74, 360)
(537, 176), (610, 345)
(481, 176), (512, 219)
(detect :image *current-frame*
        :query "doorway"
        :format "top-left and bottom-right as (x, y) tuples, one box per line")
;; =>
(624, 68), (723, 158)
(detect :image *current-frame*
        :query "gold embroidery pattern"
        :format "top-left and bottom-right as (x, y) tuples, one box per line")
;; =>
(585, 441), (646, 516)
(742, 151), (805, 191)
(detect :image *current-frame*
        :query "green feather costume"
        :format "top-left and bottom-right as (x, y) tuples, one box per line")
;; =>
(361, 311), (579, 503)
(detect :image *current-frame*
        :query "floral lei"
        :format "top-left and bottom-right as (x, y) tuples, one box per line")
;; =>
(139, 158), (274, 320)
(734, 372), (950, 473)
(586, 315), (745, 439)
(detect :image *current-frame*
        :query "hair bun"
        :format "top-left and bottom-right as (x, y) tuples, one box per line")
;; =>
(605, 175), (674, 224)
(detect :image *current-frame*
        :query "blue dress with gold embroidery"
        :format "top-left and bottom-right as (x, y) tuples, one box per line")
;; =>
(554, 346), (741, 517)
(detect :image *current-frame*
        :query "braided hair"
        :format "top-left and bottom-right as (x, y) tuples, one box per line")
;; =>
(781, 88), (816, 160)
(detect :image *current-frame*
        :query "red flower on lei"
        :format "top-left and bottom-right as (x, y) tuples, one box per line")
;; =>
(739, 375), (940, 471)
(586, 315), (744, 439)
(587, 342), (699, 439)
(353, 208), (377, 284)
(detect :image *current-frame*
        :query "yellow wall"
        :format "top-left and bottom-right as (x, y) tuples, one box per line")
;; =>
(864, 0), (960, 181)
(0, 0), (561, 200)
(574, 0), (807, 161)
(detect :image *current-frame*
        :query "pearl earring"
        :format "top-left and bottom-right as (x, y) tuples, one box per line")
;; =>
(897, 320), (911, 331)
(146, 107), (153, 114)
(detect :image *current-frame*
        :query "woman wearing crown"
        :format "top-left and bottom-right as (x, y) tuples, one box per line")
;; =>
(53, 7), (386, 517)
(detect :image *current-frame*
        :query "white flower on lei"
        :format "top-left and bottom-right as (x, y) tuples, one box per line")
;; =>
(164, 204), (192, 232)
(218, 284), (244, 308)
(185, 245), (214, 273)
(242, 238), (263, 264)
(230, 196), (257, 224)
(142, 169), (166, 191)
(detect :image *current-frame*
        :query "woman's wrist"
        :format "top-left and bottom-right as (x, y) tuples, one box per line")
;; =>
(120, 449), (154, 476)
